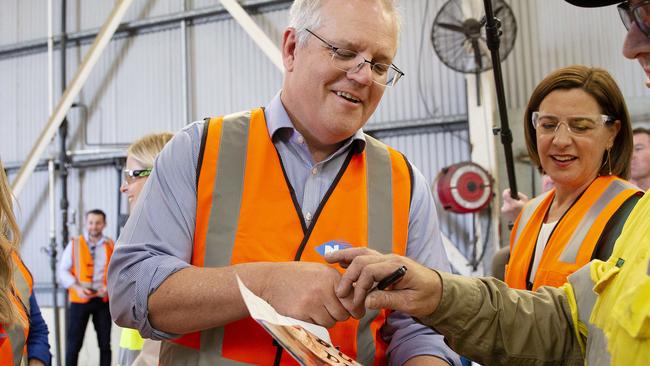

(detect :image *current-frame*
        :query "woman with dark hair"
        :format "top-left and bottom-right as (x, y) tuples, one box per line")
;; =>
(505, 65), (643, 291)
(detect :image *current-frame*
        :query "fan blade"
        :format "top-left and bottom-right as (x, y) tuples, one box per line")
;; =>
(437, 22), (466, 34)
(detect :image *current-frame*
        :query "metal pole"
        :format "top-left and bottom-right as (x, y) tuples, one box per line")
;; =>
(47, 160), (62, 366)
(116, 161), (124, 239)
(483, 0), (518, 198)
(180, 0), (190, 123)
(10, 0), (137, 197)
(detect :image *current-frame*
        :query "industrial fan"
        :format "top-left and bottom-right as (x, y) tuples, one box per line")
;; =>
(431, 0), (517, 104)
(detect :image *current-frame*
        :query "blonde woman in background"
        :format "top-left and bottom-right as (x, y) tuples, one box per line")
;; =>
(0, 159), (51, 366)
(117, 132), (173, 366)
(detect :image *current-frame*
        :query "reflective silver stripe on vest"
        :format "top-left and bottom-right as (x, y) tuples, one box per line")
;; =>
(359, 136), (394, 364)
(205, 110), (250, 268)
(511, 192), (550, 251)
(117, 347), (139, 366)
(365, 136), (393, 254)
(9, 257), (30, 365)
(559, 179), (636, 263)
(159, 330), (247, 366)
(13, 261), (31, 315)
(201, 111), (251, 363)
(6, 325), (26, 366)
(567, 264), (611, 365)
(160, 111), (252, 365)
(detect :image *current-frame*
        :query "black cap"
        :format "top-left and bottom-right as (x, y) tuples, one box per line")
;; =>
(564, 0), (621, 7)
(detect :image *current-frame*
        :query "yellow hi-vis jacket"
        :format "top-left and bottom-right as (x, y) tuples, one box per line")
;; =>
(564, 191), (650, 365)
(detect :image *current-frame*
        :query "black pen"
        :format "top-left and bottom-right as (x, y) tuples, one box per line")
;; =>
(372, 265), (407, 291)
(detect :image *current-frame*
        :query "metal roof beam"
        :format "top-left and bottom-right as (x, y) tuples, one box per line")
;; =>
(219, 0), (284, 72)
(11, 0), (136, 197)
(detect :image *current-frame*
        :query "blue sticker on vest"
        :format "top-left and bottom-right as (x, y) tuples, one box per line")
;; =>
(315, 241), (352, 256)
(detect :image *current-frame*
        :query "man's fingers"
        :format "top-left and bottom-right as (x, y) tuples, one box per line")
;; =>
(324, 291), (351, 323)
(365, 290), (402, 312)
(336, 254), (387, 297)
(325, 247), (378, 266)
(309, 313), (336, 329)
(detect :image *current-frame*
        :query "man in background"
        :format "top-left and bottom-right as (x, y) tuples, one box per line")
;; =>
(58, 209), (113, 366)
(631, 127), (650, 190)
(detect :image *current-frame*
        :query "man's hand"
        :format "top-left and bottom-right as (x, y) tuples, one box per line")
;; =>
(259, 262), (353, 328)
(28, 359), (45, 366)
(96, 286), (107, 298)
(326, 248), (443, 318)
(72, 284), (93, 299)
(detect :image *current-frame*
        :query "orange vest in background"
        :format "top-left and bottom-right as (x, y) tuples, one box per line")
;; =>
(160, 109), (412, 365)
(0, 252), (32, 366)
(505, 176), (640, 290)
(69, 235), (114, 303)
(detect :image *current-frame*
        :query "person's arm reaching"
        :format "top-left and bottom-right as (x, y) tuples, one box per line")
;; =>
(335, 167), (460, 366)
(148, 261), (353, 333)
(330, 251), (584, 365)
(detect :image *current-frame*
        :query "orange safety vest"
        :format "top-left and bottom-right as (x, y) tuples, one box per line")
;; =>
(69, 235), (114, 303)
(0, 251), (32, 366)
(505, 176), (640, 290)
(160, 109), (412, 365)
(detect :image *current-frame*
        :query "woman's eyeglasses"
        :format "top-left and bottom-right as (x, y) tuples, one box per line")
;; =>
(123, 169), (152, 184)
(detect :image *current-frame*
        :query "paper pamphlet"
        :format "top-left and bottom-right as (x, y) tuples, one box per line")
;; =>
(236, 275), (362, 366)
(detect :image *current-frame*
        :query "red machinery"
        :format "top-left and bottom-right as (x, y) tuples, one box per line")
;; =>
(435, 162), (494, 213)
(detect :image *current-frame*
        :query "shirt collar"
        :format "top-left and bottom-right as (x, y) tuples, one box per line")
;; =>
(84, 232), (106, 246)
(264, 91), (367, 153)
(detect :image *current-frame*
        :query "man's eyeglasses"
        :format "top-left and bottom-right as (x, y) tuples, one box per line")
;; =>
(304, 29), (404, 87)
(618, 0), (650, 38)
(531, 112), (616, 136)
(123, 169), (152, 184)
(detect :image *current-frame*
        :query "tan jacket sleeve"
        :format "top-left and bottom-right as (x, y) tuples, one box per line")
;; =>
(418, 271), (584, 365)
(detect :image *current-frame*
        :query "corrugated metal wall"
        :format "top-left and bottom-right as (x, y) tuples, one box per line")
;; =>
(1, 0), (647, 297)
(374, 123), (473, 255)
(503, 0), (650, 108)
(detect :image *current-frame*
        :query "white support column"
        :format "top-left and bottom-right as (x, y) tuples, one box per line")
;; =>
(11, 0), (136, 197)
(466, 71), (501, 275)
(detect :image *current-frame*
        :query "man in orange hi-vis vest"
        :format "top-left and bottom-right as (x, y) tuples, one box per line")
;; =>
(107, 0), (461, 365)
(58, 209), (114, 366)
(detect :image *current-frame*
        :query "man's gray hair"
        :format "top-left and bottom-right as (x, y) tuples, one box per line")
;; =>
(288, 0), (402, 46)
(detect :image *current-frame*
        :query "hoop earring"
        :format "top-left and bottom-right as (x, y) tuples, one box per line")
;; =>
(607, 148), (612, 176)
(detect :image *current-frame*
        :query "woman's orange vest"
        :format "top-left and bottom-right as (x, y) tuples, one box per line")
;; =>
(160, 109), (412, 365)
(505, 176), (640, 290)
(0, 251), (32, 366)
(69, 235), (114, 303)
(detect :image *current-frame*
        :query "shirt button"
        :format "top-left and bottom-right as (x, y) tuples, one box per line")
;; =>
(297, 136), (304, 144)
(311, 167), (318, 175)
(305, 212), (312, 222)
